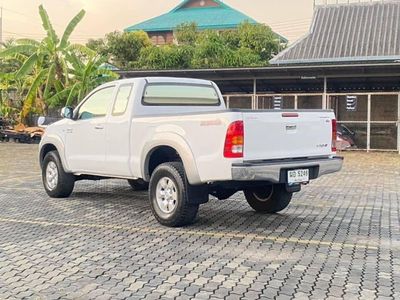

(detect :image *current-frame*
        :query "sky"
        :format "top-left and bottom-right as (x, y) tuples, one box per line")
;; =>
(0, 0), (315, 44)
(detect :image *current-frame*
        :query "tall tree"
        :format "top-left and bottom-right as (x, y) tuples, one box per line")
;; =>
(138, 44), (193, 70)
(191, 30), (232, 68)
(103, 31), (152, 68)
(237, 22), (281, 62)
(135, 22), (283, 70)
(86, 38), (107, 56)
(175, 22), (198, 45)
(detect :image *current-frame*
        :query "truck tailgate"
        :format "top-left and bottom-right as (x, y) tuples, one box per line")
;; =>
(243, 110), (334, 161)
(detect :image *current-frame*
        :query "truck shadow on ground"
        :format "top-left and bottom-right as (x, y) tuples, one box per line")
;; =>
(68, 185), (311, 231)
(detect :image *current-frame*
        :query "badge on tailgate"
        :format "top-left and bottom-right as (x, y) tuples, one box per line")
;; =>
(286, 124), (297, 131)
(285, 124), (297, 133)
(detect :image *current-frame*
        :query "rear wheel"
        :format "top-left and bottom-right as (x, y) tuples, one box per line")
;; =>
(244, 184), (292, 213)
(42, 151), (75, 198)
(149, 162), (199, 227)
(127, 179), (148, 191)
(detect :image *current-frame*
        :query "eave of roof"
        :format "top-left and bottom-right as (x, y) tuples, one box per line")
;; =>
(270, 1), (400, 65)
(126, 21), (253, 33)
(116, 62), (400, 80)
(271, 55), (400, 65)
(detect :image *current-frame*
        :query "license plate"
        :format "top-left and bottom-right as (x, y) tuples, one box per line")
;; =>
(287, 169), (309, 184)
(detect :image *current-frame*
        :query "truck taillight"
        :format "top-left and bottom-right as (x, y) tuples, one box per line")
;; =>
(224, 121), (244, 158)
(332, 119), (337, 152)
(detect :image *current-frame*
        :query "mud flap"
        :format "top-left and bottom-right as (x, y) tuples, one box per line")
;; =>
(187, 184), (209, 205)
(285, 183), (301, 193)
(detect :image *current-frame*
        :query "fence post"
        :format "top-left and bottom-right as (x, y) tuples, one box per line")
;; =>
(398, 94), (400, 154)
(367, 94), (371, 152)
(253, 79), (257, 110)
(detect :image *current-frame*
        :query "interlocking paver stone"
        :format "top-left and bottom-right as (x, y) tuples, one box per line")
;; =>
(0, 144), (400, 299)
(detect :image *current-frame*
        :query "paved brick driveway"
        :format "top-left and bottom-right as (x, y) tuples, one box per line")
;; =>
(0, 143), (399, 300)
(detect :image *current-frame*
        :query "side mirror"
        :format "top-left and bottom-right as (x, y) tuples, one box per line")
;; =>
(60, 107), (74, 119)
(37, 116), (46, 127)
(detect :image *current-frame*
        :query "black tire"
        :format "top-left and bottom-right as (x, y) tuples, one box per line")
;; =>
(244, 184), (292, 213)
(127, 179), (149, 191)
(149, 162), (199, 227)
(42, 151), (75, 198)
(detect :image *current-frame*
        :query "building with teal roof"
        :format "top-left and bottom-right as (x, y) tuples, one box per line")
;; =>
(125, 0), (287, 45)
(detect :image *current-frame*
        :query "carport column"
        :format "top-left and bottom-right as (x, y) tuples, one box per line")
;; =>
(367, 94), (371, 152)
(253, 78), (257, 110)
(398, 93), (400, 154)
(323, 77), (327, 109)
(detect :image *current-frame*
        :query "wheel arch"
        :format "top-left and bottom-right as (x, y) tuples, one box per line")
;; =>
(39, 135), (69, 172)
(39, 143), (58, 167)
(141, 134), (201, 185)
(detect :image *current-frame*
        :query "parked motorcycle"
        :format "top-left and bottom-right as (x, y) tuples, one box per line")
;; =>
(336, 124), (356, 150)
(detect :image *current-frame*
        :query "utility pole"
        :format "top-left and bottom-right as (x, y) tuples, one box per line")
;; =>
(0, 7), (3, 46)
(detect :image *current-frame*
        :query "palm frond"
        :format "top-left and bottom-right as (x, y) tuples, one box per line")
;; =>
(15, 53), (38, 78)
(43, 65), (55, 99)
(59, 10), (86, 49)
(66, 82), (81, 106)
(66, 53), (83, 71)
(15, 39), (41, 46)
(67, 43), (96, 57)
(46, 88), (70, 107)
(39, 5), (58, 46)
(0, 45), (37, 58)
(21, 69), (47, 118)
(54, 80), (64, 93)
(11, 53), (30, 62)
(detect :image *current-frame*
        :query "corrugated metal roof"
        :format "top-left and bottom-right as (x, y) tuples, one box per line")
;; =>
(124, 0), (287, 42)
(270, 1), (400, 65)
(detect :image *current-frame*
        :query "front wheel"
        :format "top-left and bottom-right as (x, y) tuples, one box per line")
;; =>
(42, 151), (75, 198)
(149, 162), (199, 227)
(244, 184), (292, 213)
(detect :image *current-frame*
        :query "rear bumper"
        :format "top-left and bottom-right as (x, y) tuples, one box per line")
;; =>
(231, 156), (343, 182)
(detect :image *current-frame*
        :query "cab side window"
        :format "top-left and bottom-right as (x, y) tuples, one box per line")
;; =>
(112, 85), (133, 116)
(78, 86), (115, 120)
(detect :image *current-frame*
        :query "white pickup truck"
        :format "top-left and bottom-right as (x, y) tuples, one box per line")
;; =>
(39, 77), (343, 227)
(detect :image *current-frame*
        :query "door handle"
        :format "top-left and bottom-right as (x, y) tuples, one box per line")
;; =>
(94, 125), (104, 130)
(66, 128), (73, 134)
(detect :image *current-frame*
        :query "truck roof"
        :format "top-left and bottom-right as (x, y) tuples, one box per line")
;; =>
(109, 77), (213, 86)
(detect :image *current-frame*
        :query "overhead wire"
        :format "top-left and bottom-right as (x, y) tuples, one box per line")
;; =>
(2, 6), (97, 38)
(2, 5), (312, 43)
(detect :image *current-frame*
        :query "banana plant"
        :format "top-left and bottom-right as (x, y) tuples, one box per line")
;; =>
(0, 72), (24, 122)
(0, 5), (86, 120)
(47, 49), (118, 107)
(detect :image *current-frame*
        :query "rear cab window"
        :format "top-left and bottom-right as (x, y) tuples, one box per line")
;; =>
(143, 83), (220, 106)
(112, 84), (133, 116)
